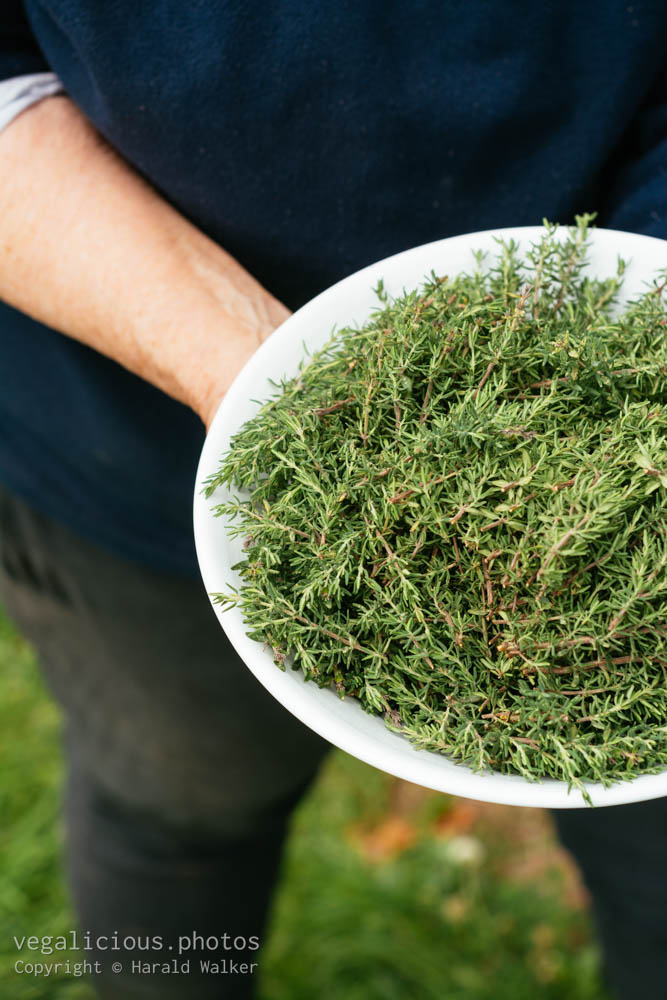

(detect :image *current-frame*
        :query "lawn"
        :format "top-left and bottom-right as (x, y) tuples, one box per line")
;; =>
(0, 607), (610, 999)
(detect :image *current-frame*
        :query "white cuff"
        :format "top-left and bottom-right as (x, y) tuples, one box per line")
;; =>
(0, 72), (64, 132)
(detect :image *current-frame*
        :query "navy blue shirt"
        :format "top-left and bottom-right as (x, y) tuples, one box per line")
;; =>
(1, 1), (666, 574)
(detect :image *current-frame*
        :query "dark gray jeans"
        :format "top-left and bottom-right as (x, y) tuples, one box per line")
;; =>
(0, 487), (329, 999)
(1, 486), (666, 999)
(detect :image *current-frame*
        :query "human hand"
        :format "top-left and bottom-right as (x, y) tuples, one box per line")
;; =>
(188, 289), (291, 431)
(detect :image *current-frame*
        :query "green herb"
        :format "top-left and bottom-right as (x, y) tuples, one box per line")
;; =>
(206, 216), (667, 794)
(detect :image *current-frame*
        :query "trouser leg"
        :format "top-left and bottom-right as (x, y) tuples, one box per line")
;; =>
(64, 744), (312, 999)
(0, 488), (330, 998)
(553, 798), (667, 1000)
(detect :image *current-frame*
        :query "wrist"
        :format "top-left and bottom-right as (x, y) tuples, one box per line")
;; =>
(129, 228), (290, 427)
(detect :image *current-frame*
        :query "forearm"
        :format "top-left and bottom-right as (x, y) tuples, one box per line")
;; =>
(0, 96), (289, 425)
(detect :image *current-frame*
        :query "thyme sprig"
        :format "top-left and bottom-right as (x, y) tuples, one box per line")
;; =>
(207, 217), (667, 793)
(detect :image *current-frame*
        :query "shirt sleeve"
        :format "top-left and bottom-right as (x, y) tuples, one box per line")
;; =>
(0, 72), (64, 132)
(603, 64), (667, 242)
(0, 2), (64, 132)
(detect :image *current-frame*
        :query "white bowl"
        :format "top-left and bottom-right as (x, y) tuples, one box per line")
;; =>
(194, 226), (667, 809)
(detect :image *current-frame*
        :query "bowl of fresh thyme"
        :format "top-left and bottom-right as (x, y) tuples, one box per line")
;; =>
(194, 217), (667, 807)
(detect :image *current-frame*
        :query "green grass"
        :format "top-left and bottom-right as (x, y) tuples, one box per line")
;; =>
(0, 608), (610, 999)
